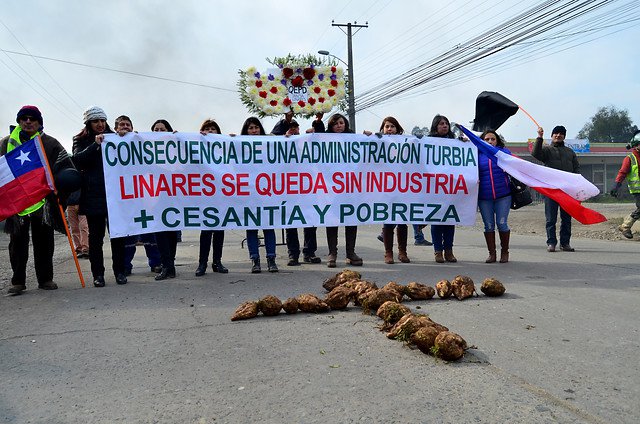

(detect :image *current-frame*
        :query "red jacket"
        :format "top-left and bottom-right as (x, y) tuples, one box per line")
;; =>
(615, 149), (640, 183)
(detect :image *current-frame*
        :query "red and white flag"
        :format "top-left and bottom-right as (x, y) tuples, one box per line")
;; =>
(0, 137), (54, 221)
(459, 125), (606, 224)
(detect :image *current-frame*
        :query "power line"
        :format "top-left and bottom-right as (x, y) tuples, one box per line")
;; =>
(0, 49), (237, 92)
(0, 17), (83, 112)
(354, 0), (638, 112)
(0, 53), (78, 124)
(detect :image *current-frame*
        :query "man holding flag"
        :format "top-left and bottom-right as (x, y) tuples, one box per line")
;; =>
(458, 123), (606, 256)
(0, 105), (75, 295)
(532, 125), (580, 252)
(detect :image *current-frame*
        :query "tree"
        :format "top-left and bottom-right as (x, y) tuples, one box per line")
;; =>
(577, 106), (638, 143)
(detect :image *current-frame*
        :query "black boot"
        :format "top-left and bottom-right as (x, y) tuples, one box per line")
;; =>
(155, 267), (176, 281)
(251, 258), (261, 273)
(195, 262), (207, 277)
(267, 257), (279, 273)
(115, 274), (128, 285)
(212, 260), (229, 274)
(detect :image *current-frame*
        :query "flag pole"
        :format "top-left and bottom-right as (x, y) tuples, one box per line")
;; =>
(36, 136), (86, 288)
(518, 105), (541, 128)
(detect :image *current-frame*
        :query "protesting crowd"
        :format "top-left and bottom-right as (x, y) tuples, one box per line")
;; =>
(2, 103), (636, 296)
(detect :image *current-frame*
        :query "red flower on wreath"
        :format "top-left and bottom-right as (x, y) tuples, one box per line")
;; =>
(282, 68), (294, 78)
(331, 66), (336, 73)
(313, 86), (321, 94)
(308, 97), (316, 105)
(283, 97), (292, 106)
(330, 79), (338, 87)
(259, 91), (268, 98)
(270, 86), (278, 94)
(291, 76), (304, 87)
(327, 89), (335, 97)
(270, 100), (278, 106)
(255, 80), (262, 88)
(302, 67), (315, 80)
(298, 100), (306, 107)
(318, 97), (325, 103)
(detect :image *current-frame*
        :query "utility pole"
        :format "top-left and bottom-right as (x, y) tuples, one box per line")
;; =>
(331, 21), (367, 132)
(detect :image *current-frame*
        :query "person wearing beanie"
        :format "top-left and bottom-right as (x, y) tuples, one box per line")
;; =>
(532, 125), (580, 252)
(16, 105), (43, 126)
(1, 105), (76, 295)
(83, 106), (107, 124)
(72, 106), (127, 287)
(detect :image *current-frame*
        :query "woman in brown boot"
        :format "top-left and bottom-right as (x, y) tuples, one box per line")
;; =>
(364, 117), (411, 265)
(428, 115), (458, 263)
(382, 224), (410, 264)
(477, 130), (512, 263)
(324, 114), (362, 268)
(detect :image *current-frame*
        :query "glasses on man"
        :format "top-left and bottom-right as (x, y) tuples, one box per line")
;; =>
(19, 116), (38, 122)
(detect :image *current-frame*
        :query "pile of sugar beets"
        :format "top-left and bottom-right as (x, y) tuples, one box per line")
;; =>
(231, 270), (505, 361)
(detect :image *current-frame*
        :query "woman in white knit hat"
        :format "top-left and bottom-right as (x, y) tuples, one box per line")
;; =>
(72, 106), (128, 287)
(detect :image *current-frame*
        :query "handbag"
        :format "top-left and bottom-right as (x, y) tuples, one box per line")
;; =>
(509, 176), (532, 209)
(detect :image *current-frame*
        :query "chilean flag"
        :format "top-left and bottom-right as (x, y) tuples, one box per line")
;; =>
(0, 137), (54, 221)
(458, 125), (607, 225)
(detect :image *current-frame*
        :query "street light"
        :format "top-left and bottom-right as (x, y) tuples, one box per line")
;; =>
(318, 50), (356, 131)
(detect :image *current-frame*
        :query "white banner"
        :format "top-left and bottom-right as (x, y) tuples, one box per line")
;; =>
(103, 132), (479, 238)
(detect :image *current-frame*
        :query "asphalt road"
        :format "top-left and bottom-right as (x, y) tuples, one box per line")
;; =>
(1, 223), (638, 423)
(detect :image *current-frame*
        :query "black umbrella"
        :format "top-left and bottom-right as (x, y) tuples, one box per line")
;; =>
(472, 91), (519, 132)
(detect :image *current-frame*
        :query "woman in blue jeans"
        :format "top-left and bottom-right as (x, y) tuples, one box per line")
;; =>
(241, 117), (278, 273)
(478, 129), (512, 263)
(428, 115), (459, 263)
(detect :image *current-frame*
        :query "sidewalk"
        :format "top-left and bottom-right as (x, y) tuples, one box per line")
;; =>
(1, 224), (639, 423)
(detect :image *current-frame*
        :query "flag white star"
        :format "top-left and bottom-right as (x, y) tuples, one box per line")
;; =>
(16, 149), (32, 165)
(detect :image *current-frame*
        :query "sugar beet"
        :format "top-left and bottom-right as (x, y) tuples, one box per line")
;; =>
(451, 275), (476, 300)
(230, 301), (259, 321)
(481, 278), (506, 296)
(434, 331), (467, 361)
(405, 282), (435, 300)
(258, 295), (283, 316)
(436, 280), (452, 299)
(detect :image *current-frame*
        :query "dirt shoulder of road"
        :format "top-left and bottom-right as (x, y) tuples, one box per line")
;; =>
(477, 202), (635, 242)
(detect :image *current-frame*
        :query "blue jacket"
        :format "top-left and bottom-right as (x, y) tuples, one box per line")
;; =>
(478, 146), (512, 201)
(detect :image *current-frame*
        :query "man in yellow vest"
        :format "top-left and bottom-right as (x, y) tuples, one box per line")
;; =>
(0, 105), (74, 295)
(610, 130), (640, 239)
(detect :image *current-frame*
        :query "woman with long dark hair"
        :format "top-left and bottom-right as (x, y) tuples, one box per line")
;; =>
(151, 119), (181, 280)
(428, 114), (458, 263)
(478, 129), (512, 263)
(372, 116), (411, 265)
(195, 119), (228, 276)
(241, 117), (279, 273)
(324, 113), (363, 268)
(72, 106), (127, 286)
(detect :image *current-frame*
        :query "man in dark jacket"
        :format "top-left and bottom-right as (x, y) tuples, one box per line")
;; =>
(532, 125), (580, 252)
(270, 110), (295, 135)
(0, 105), (75, 295)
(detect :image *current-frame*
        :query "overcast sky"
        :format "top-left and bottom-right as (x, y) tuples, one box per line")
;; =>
(1, 0), (638, 151)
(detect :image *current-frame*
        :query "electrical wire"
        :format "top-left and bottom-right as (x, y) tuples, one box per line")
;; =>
(0, 17), (83, 112)
(354, 0), (638, 112)
(0, 49), (237, 92)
